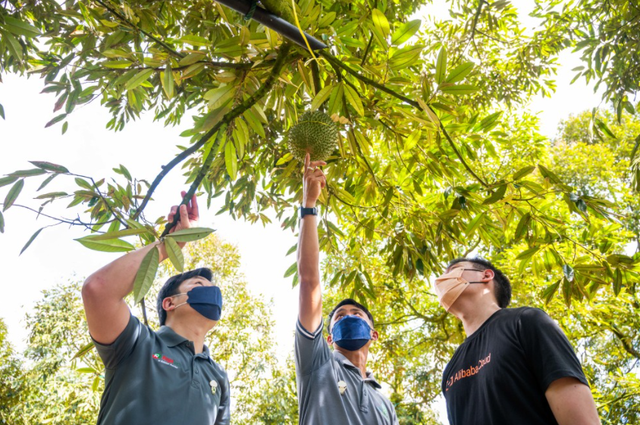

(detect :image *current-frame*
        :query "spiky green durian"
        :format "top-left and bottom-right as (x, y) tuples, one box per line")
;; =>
(287, 111), (338, 162)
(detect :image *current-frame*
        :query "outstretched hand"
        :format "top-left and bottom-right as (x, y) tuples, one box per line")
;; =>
(167, 191), (199, 242)
(303, 153), (327, 208)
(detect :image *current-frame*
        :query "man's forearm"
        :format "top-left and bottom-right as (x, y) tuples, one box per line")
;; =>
(84, 241), (168, 300)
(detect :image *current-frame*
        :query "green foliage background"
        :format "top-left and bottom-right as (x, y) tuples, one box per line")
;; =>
(1, 0), (640, 423)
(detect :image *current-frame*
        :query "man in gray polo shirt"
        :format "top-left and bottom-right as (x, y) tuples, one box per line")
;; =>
(295, 154), (399, 424)
(82, 194), (230, 424)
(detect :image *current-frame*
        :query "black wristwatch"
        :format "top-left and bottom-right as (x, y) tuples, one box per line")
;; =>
(299, 206), (318, 218)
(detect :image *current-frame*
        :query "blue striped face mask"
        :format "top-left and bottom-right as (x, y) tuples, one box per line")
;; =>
(331, 315), (372, 351)
(172, 286), (223, 321)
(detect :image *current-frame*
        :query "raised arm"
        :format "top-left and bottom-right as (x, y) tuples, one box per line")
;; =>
(82, 192), (199, 344)
(297, 153), (327, 332)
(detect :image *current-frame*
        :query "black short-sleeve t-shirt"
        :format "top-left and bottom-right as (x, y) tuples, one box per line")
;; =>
(442, 307), (588, 425)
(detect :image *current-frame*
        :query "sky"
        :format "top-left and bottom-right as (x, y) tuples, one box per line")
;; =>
(0, 2), (604, 423)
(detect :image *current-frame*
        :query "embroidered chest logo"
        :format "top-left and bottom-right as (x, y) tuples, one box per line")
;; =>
(445, 352), (492, 392)
(377, 404), (390, 420)
(151, 352), (179, 369)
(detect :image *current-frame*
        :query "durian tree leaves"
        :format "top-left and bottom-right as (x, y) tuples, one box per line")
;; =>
(164, 236), (184, 272)
(132, 245), (160, 303)
(0, 0), (638, 321)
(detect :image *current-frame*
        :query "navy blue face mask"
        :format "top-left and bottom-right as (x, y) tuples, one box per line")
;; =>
(331, 315), (372, 351)
(173, 286), (223, 321)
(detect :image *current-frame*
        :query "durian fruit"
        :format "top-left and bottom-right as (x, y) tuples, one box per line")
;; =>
(287, 111), (338, 162)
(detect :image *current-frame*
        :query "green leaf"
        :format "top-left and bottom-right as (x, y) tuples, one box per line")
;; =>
(465, 213), (484, 235)
(75, 236), (135, 252)
(1, 30), (23, 61)
(76, 367), (97, 374)
(311, 84), (334, 111)
(516, 246), (540, 260)
(225, 141), (238, 180)
(29, 161), (69, 173)
(371, 9), (390, 39)
(75, 177), (92, 189)
(440, 84), (479, 95)
(445, 62), (474, 83)
(83, 228), (151, 240)
(164, 236), (184, 272)
(435, 47), (447, 84)
(20, 227), (44, 255)
(3, 179), (24, 211)
(165, 227), (215, 243)
(542, 280), (560, 305)
(9, 169), (47, 178)
(0, 103), (4, 120)
(133, 246), (160, 303)
(4, 16), (41, 37)
(45, 114), (67, 128)
(328, 83), (344, 116)
(180, 34), (210, 46)
(284, 261), (297, 278)
(343, 83), (364, 116)
(34, 191), (68, 199)
(125, 69), (155, 91)
(391, 19), (421, 45)
(103, 60), (133, 69)
(479, 111), (503, 131)
(37, 174), (57, 191)
(72, 342), (95, 359)
(389, 45), (424, 69)
(0, 211), (4, 233)
(514, 213), (531, 240)
(613, 268), (622, 295)
(0, 176), (18, 188)
(62, 121), (68, 135)
(483, 183), (507, 204)
(512, 165), (535, 181)
(161, 67), (174, 99)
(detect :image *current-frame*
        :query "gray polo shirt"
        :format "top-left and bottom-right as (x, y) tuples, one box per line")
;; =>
(295, 320), (399, 425)
(93, 314), (230, 425)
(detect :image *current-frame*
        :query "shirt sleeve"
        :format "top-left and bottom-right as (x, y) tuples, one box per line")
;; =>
(92, 313), (141, 370)
(215, 371), (231, 425)
(294, 318), (331, 377)
(517, 307), (589, 391)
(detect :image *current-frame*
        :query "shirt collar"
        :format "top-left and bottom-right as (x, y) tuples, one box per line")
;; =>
(157, 326), (213, 362)
(157, 325), (188, 347)
(332, 351), (382, 389)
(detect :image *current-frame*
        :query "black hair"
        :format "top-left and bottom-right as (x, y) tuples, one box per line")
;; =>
(327, 298), (375, 332)
(156, 267), (213, 325)
(447, 257), (511, 308)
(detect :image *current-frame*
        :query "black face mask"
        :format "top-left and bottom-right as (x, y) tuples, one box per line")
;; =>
(331, 315), (372, 351)
(173, 286), (223, 321)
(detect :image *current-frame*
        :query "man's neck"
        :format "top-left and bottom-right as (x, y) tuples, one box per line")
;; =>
(165, 320), (210, 354)
(453, 301), (501, 336)
(335, 346), (369, 379)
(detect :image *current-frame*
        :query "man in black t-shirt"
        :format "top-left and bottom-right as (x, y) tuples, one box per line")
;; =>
(434, 257), (600, 425)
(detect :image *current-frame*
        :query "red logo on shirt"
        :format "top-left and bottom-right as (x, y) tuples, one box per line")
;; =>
(152, 352), (178, 369)
(446, 353), (491, 391)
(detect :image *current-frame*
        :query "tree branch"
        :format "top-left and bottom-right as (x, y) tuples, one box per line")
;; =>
(133, 43), (293, 220)
(319, 51), (490, 188)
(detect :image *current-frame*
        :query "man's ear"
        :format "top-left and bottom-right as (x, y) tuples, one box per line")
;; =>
(482, 269), (495, 283)
(162, 297), (176, 312)
(326, 333), (333, 345)
(371, 329), (379, 342)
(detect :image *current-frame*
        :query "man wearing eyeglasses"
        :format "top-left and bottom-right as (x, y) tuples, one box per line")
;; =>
(435, 257), (600, 425)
